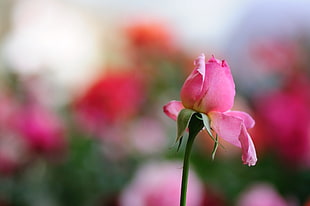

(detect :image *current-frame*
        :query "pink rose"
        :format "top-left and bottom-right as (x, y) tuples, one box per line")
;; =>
(180, 54), (235, 113)
(163, 54), (257, 166)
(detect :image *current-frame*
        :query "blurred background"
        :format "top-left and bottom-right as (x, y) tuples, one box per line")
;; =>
(0, 0), (310, 205)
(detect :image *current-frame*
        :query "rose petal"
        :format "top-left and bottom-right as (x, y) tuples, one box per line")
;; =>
(180, 54), (205, 109)
(239, 124), (257, 166)
(208, 111), (242, 147)
(195, 53), (206, 82)
(163, 100), (184, 121)
(181, 55), (236, 113)
(225, 111), (255, 129)
(209, 111), (257, 166)
(196, 57), (235, 113)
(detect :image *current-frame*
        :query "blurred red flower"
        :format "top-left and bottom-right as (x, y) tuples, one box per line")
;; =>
(200, 187), (226, 206)
(73, 71), (145, 137)
(125, 20), (176, 56)
(304, 198), (310, 206)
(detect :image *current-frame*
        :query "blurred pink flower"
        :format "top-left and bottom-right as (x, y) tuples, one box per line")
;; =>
(0, 87), (67, 173)
(127, 117), (167, 155)
(14, 104), (67, 158)
(237, 183), (295, 206)
(119, 161), (203, 206)
(0, 92), (29, 174)
(0, 92), (17, 129)
(163, 54), (257, 166)
(254, 76), (310, 166)
(73, 71), (145, 138)
(250, 39), (303, 74)
(0, 132), (28, 175)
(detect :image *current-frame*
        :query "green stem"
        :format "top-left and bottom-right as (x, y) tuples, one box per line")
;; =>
(179, 113), (204, 206)
(180, 133), (196, 206)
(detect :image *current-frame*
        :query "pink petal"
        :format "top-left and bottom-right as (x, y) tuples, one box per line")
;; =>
(163, 100), (184, 121)
(196, 57), (235, 113)
(180, 55), (235, 113)
(180, 54), (205, 109)
(195, 53), (206, 82)
(209, 111), (257, 166)
(208, 111), (243, 147)
(239, 124), (257, 166)
(225, 111), (255, 129)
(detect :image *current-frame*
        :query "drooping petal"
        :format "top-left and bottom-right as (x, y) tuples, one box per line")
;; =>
(180, 54), (205, 109)
(163, 100), (184, 121)
(239, 125), (257, 166)
(225, 111), (255, 129)
(196, 58), (235, 113)
(209, 111), (257, 166)
(208, 111), (242, 147)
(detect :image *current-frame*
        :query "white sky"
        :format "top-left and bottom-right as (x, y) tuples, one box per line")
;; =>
(66, 0), (251, 51)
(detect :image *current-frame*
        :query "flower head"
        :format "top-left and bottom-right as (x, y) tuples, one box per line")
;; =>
(180, 54), (235, 113)
(163, 54), (257, 166)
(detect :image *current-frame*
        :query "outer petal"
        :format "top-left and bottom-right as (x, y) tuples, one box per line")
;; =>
(208, 111), (243, 147)
(163, 100), (184, 121)
(180, 54), (205, 110)
(225, 111), (255, 129)
(209, 111), (257, 166)
(239, 125), (257, 166)
(196, 57), (235, 113)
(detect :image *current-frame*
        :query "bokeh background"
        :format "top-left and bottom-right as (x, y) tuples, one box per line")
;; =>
(1, 0), (310, 205)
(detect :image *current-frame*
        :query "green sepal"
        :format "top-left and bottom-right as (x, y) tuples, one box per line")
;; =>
(211, 134), (219, 160)
(176, 108), (196, 143)
(201, 113), (214, 139)
(187, 113), (204, 139)
(201, 113), (223, 160)
(177, 137), (183, 152)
